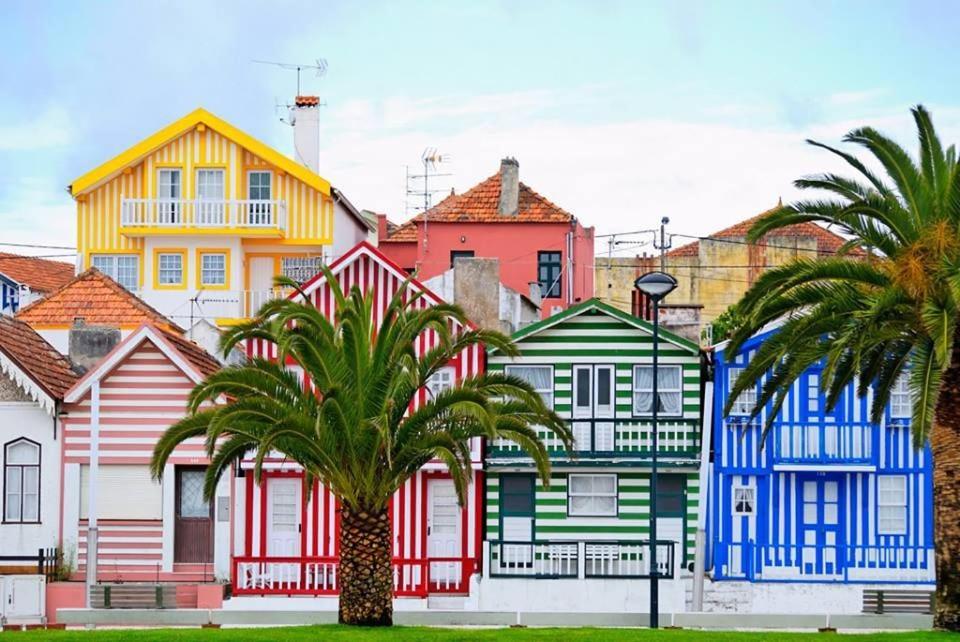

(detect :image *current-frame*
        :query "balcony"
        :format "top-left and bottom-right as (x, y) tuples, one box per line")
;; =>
(486, 539), (677, 580)
(488, 418), (700, 462)
(771, 422), (874, 466)
(120, 198), (287, 237)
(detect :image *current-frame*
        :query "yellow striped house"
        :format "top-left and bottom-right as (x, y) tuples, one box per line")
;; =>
(68, 100), (372, 328)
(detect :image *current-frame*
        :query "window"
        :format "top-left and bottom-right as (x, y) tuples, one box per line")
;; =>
(92, 254), (139, 290)
(537, 251), (562, 299)
(4, 439), (40, 523)
(156, 252), (184, 287)
(505, 365), (553, 409)
(632, 365), (682, 416)
(157, 168), (182, 223)
(500, 475), (535, 516)
(248, 171), (271, 200)
(427, 367), (455, 399)
(878, 475), (907, 535)
(199, 252), (227, 288)
(733, 485), (755, 515)
(281, 256), (324, 284)
(197, 169), (225, 200)
(729, 367), (757, 416)
(80, 464), (162, 520)
(568, 474), (617, 517)
(655, 474), (685, 517)
(177, 468), (210, 519)
(450, 250), (475, 268)
(891, 373), (911, 419)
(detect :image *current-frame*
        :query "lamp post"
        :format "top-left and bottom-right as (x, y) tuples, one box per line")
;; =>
(634, 270), (678, 629)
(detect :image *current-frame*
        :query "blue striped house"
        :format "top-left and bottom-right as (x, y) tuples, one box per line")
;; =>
(709, 325), (935, 584)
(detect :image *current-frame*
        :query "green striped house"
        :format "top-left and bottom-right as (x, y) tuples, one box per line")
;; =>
(485, 299), (703, 579)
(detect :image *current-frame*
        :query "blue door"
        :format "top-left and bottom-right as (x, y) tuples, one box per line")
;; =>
(800, 477), (843, 576)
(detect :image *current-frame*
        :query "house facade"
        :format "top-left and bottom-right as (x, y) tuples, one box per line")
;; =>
(231, 242), (485, 605)
(709, 326), (935, 587)
(0, 253), (74, 316)
(482, 299), (704, 612)
(378, 158), (594, 319)
(66, 101), (371, 330)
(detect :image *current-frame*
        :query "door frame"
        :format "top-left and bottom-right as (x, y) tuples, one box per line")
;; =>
(799, 474), (844, 576)
(265, 475), (303, 557)
(572, 364), (616, 451)
(174, 465), (214, 564)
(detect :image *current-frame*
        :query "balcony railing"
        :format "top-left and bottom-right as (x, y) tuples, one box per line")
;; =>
(771, 422), (874, 465)
(486, 539), (676, 580)
(231, 555), (475, 596)
(488, 418), (700, 460)
(120, 198), (287, 234)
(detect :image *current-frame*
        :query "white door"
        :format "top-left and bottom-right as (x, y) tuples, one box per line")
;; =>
(572, 365), (615, 451)
(267, 478), (301, 556)
(427, 478), (461, 587)
(572, 365), (593, 450)
(248, 256), (275, 316)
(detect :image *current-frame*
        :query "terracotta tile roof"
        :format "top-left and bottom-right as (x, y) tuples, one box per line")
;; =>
(0, 253), (75, 293)
(0, 316), (78, 399)
(668, 206), (862, 258)
(157, 326), (221, 378)
(295, 95), (320, 106)
(383, 171), (573, 241)
(16, 268), (183, 332)
(381, 220), (417, 243)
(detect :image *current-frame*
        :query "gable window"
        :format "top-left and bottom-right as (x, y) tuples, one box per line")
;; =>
(4, 439), (40, 523)
(505, 365), (553, 409)
(632, 365), (682, 416)
(450, 250), (475, 268)
(729, 367), (757, 416)
(196, 169), (226, 225)
(281, 256), (324, 284)
(733, 485), (755, 515)
(537, 251), (562, 299)
(247, 171), (273, 225)
(891, 373), (912, 419)
(655, 474), (685, 517)
(878, 475), (907, 535)
(199, 252), (227, 288)
(157, 168), (182, 223)
(427, 366), (456, 399)
(156, 252), (184, 287)
(568, 474), (617, 517)
(92, 254), (139, 290)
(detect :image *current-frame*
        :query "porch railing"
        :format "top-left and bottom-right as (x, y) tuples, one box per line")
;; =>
(488, 419), (700, 459)
(231, 556), (475, 596)
(120, 198), (287, 233)
(487, 539), (676, 580)
(772, 422), (875, 464)
(715, 540), (935, 583)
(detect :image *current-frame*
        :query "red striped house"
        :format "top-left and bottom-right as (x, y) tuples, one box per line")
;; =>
(60, 324), (224, 584)
(233, 241), (485, 600)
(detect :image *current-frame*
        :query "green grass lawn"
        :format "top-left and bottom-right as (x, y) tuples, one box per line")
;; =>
(13, 626), (956, 641)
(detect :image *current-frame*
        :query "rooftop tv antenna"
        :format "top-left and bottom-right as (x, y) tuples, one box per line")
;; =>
(405, 148), (453, 248)
(252, 58), (328, 96)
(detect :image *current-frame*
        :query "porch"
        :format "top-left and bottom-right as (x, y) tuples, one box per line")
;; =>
(486, 539), (678, 579)
(120, 198), (287, 237)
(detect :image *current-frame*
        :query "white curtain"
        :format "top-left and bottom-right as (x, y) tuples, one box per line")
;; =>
(508, 366), (553, 408)
(634, 367), (655, 413)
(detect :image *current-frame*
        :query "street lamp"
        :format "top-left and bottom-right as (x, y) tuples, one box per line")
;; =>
(634, 270), (678, 630)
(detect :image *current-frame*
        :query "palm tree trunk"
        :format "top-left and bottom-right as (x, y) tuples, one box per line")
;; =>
(338, 504), (393, 626)
(932, 349), (960, 630)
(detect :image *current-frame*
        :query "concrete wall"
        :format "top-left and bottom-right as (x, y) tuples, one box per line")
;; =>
(475, 576), (686, 613)
(331, 200), (371, 260)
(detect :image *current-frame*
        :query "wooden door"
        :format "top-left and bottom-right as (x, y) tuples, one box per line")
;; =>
(427, 478), (460, 585)
(174, 467), (213, 563)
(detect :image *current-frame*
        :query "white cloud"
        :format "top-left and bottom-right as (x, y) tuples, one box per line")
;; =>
(0, 106), (73, 151)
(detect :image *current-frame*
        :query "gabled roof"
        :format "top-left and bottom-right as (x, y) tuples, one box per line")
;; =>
(0, 316), (77, 411)
(0, 253), (75, 293)
(68, 107), (331, 196)
(16, 268), (183, 332)
(65, 323), (220, 403)
(494, 297), (700, 354)
(382, 171), (573, 242)
(668, 206), (862, 258)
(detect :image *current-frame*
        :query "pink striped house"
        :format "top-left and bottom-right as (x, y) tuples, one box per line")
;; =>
(60, 324), (224, 584)
(232, 241), (485, 601)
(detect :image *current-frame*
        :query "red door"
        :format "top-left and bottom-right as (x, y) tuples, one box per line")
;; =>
(174, 467), (214, 563)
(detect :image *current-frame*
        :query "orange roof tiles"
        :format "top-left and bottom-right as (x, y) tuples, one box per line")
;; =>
(0, 253), (75, 293)
(668, 207), (861, 258)
(295, 95), (320, 106)
(0, 316), (78, 399)
(16, 268), (183, 332)
(382, 171), (573, 242)
(157, 326), (221, 378)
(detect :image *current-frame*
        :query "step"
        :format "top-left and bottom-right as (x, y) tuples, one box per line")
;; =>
(427, 595), (467, 610)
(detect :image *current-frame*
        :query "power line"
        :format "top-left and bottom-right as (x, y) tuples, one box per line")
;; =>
(0, 242), (76, 251)
(0, 254), (76, 260)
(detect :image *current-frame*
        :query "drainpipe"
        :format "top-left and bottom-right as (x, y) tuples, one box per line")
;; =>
(85, 381), (101, 606)
(565, 229), (574, 306)
(691, 380), (714, 611)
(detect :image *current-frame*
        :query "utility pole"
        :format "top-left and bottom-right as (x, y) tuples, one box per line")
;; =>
(607, 235), (615, 301)
(653, 217), (672, 272)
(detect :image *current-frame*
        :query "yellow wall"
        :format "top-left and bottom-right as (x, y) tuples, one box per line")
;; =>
(76, 126), (334, 265)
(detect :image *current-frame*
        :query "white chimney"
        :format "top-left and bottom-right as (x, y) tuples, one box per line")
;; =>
(497, 157), (520, 216)
(292, 96), (321, 174)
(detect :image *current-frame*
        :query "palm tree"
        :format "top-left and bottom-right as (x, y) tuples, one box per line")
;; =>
(724, 105), (960, 630)
(151, 269), (571, 626)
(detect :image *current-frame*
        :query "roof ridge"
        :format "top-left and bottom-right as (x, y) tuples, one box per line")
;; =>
(0, 315), (78, 400)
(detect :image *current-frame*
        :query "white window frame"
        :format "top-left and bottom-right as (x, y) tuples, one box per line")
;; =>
(567, 473), (617, 517)
(91, 254), (139, 290)
(4, 438), (41, 524)
(878, 475), (907, 535)
(890, 373), (912, 419)
(247, 170), (272, 200)
(728, 367), (757, 416)
(157, 168), (181, 199)
(505, 365), (554, 409)
(732, 484), (755, 516)
(632, 364), (683, 417)
(200, 253), (227, 287)
(196, 168), (225, 200)
(426, 366), (456, 399)
(157, 252), (184, 286)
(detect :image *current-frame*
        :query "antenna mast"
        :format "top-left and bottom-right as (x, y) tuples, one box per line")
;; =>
(404, 148), (452, 250)
(252, 58), (328, 100)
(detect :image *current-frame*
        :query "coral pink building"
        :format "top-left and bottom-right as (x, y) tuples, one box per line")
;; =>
(378, 158), (594, 318)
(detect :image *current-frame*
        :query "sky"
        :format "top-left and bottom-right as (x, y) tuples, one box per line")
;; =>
(3, 0), (960, 261)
